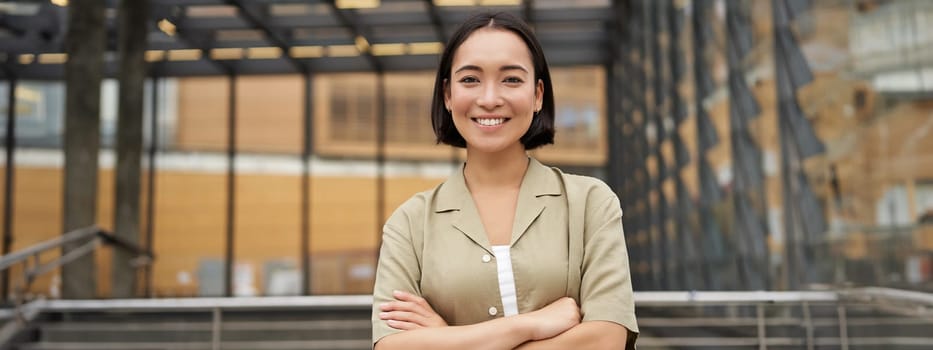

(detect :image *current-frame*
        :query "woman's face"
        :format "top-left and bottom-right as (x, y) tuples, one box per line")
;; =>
(445, 28), (543, 154)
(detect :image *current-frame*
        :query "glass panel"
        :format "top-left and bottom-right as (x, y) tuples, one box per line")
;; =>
(234, 170), (302, 296)
(151, 164), (229, 297)
(235, 75), (303, 155)
(310, 176), (377, 294)
(100, 79), (117, 149)
(319, 73), (377, 147)
(150, 76), (229, 297)
(0, 81), (7, 137)
(0, 81), (65, 148)
(174, 77), (230, 152)
(384, 71), (434, 146)
(533, 66), (606, 166)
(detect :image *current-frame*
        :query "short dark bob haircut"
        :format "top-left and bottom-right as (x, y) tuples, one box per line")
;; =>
(431, 12), (555, 150)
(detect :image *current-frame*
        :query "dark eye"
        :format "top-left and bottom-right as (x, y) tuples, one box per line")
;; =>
(459, 76), (479, 83)
(504, 77), (524, 84)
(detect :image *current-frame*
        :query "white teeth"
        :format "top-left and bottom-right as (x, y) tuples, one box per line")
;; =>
(476, 118), (505, 126)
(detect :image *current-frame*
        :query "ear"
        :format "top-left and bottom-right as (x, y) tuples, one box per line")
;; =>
(535, 79), (544, 112)
(444, 78), (452, 111)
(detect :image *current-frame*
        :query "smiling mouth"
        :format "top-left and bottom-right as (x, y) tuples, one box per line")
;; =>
(472, 117), (508, 126)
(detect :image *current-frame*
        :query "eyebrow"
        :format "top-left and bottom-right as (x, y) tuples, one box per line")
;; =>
(454, 64), (529, 74)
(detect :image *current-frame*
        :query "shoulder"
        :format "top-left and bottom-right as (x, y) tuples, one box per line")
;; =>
(385, 186), (438, 230)
(559, 172), (613, 194)
(548, 167), (623, 220)
(552, 168), (619, 207)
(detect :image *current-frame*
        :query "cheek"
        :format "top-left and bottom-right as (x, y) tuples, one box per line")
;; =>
(448, 88), (473, 111)
(503, 88), (536, 106)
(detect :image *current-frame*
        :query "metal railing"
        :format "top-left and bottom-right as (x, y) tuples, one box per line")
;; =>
(0, 226), (153, 345)
(0, 226), (153, 302)
(0, 288), (929, 350)
(633, 288), (933, 349)
(16, 295), (372, 350)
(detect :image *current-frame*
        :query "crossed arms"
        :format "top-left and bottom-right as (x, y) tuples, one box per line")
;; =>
(373, 290), (628, 350)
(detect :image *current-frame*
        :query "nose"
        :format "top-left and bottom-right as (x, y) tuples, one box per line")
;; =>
(476, 83), (503, 110)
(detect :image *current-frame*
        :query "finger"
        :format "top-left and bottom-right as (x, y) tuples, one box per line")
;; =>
(392, 290), (427, 305)
(379, 301), (407, 311)
(380, 301), (431, 318)
(380, 301), (418, 312)
(379, 311), (428, 326)
(393, 291), (432, 310)
(386, 319), (420, 331)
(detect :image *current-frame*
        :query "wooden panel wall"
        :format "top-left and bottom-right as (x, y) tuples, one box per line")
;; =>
(0, 165), (442, 297)
(235, 75), (303, 154)
(176, 77), (229, 152)
(177, 70), (608, 166)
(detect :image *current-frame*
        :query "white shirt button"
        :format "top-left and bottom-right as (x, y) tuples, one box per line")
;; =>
(482, 254), (492, 263)
(488, 306), (498, 316)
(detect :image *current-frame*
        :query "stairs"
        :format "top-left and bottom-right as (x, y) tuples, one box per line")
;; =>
(2, 296), (373, 350)
(4, 289), (933, 350)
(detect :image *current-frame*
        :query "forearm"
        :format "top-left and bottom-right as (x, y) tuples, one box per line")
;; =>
(513, 321), (627, 350)
(375, 316), (534, 350)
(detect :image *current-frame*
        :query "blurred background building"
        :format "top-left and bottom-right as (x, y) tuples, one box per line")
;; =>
(1, 0), (932, 348)
(0, 0), (931, 299)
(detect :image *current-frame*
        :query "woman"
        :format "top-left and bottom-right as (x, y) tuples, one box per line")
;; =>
(372, 12), (638, 350)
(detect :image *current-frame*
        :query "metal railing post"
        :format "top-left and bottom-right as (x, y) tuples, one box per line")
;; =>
(802, 301), (814, 350)
(212, 307), (222, 350)
(757, 303), (766, 350)
(837, 303), (849, 350)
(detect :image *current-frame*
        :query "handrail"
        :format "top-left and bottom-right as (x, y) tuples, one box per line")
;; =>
(0, 298), (42, 344)
(0, 226), (154, 274)
(33, 295), (374, 312)
(0, 226), (100, 271)
(0, 226), (154, 304)
(97, 231), (154, 263)
(842, 287), (933, 306)
(0, 226), (156, 346)
(633, 290), (839, 306)
(13, 288), (923, 311)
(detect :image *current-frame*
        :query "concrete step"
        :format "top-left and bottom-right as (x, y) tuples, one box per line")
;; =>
(17, 339), (370, 350)
(37, 320), (370, 343)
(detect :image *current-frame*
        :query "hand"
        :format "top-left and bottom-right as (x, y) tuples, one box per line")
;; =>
(379, 290), (448, 330)
(519, 297), (580, 341)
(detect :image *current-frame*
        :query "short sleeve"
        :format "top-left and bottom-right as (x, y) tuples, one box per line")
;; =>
(371, 201), (423, 347)
(578, 188), (639, 349)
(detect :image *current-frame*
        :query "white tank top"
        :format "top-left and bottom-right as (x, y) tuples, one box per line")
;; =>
(491, 245), (519, 316)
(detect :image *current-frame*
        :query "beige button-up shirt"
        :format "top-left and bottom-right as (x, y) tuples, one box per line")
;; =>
(372, 158), (638, 348)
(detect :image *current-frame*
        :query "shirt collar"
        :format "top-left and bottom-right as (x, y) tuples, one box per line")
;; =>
(434, 157), (562, 213)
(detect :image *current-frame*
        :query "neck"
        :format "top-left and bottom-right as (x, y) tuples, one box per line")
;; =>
(463, 144), (529, 190)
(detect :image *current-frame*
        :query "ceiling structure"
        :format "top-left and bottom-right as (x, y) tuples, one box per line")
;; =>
(0, 0), (619, 79)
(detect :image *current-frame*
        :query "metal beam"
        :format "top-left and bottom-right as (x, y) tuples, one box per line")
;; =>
(163, 2), (238, 76)
(143, 73), (160, 298)
(375, 72), (386, 262)
(225, 0), (307, 74)
(323, 0), (383, 72)
(149, 34), (604, 52)
(300, 72), (312, 295)
(1, 71), (16, 303)
(223, 73), (236, 297)
(161, 7), (607, 32)
(523, 0), (534, 26)
(423, 0), (447, 43)
(172, 27), (236, 75)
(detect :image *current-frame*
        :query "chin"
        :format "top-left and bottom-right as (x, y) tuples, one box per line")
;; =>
(466, 141), (523, 155)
